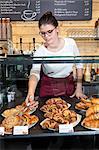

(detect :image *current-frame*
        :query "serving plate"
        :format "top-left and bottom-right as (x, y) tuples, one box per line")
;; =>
(40, 102), (71, 112)
(4, 120), (38, 134)
(40, 114), (82, 131)
(29, 107), (37, 114)
(1, 114), (39, 135)
(40, 118), (58, 131)
(81, 122), (99, 131)
(75, 101), (92, 112)
(67, 103), (71, 108)
(2, 106), (37, 118)
(91, 94), (99, 98)
(75, 106), (87, 112)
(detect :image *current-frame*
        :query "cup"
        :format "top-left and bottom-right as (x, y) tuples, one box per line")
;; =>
(7, 94), (12, 102)
(0, 93), (3, 104)
(8, 91), (15, 101)
(11, 92), (15, 101)
(23, 10), (36, 19)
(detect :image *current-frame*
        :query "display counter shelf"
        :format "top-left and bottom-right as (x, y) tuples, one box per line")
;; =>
(0, 55), (99, 64)
(0, 96), (99, 140)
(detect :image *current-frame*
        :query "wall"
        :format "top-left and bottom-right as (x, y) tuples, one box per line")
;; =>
(11, 0), (99, 55)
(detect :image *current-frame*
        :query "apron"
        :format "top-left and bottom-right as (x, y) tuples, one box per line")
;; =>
(39, 71), (75, 97)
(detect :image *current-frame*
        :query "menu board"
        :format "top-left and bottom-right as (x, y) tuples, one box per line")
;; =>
(0, 0), (92, 21)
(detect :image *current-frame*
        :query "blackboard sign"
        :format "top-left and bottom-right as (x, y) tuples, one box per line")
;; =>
(0, 0), (92, 21)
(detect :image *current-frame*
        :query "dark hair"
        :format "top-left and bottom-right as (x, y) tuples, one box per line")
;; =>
(39, 11), (58, 28)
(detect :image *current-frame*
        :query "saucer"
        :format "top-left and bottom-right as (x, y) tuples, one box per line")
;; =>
(21, 14), (36, 21)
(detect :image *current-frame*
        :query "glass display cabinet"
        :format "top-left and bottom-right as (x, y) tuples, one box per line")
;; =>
(0, 54), (99, 104)
(0, 54), (99, 150)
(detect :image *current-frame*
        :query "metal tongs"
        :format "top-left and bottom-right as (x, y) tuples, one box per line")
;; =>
(23, 102), (30, 112)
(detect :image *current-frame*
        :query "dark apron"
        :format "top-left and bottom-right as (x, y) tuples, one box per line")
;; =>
(39, 71), (75, 97)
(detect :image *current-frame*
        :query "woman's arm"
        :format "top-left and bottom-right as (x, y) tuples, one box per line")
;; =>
(75, 68), (87, 99)
(25, 74), (39, 109)
(28, 75), (38, 95)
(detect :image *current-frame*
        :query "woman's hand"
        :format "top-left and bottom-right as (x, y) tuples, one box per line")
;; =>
(75, 89), (87, 99)
(25, 94), (39, 110)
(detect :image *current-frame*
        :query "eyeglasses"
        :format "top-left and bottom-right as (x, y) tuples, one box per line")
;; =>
(39, 27), (56, 37)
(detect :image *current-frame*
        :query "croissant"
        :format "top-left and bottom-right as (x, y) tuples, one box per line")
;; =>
(86, 104), (99, 117)
(83, 113), (99, 122)
(91, 98), (99, 105)
(83, 120), (99, 128)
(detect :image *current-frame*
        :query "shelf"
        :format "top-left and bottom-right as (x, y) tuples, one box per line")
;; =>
(6, 78), (28, 81)
(66, 28), (97, 40)
(6, 77), (99, 84)
(0, 55), (99, 65)
(75, 38), (99, 40)
(69, 37), (97, 40)
(0, 39), (7, 41)
(83, 80), (99, 85)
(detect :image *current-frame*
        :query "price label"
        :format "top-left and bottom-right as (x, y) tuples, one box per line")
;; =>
(0, 127), (4, 136)
(59, 124), (74, 133)
(13, 126), (28, 135)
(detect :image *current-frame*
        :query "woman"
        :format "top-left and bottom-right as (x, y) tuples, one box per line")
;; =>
(25, 11), (87, 109)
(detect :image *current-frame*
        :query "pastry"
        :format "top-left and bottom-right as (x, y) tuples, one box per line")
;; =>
(2, 108), (19, 118)
(86, 104), (99, 117)
(82, 120), (99, 128)
(91, 98), (99, 105)
(80, 98), (91, 104)
(1, 115), (22, 132)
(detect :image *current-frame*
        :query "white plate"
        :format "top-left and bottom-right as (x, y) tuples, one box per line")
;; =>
(67, 103), (71, 108)
(28, 121), (38, 129)
(4, 122), (38, 135)
(40, 118), (58, 131)
(75, 106), (86, 112)
(1, 113), (6, 118)
(2, 107), (37, 117)
(4, 131), (12, 134)
(81, 122), (99, 131)
(40, 114), (82, 131)
(4, 115), (39, 134)
(29, 107), (37, 114)
(72, 114), (82, 127)
(40, 103), (71, 112)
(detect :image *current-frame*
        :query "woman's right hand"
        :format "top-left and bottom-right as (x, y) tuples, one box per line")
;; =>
(25, 94), (39, 110)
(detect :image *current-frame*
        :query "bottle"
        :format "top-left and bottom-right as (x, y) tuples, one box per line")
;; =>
(96, 64), (99, 75)
(94, 63), (97, 73)
(1, 18), (7, 40)
(0, 18), (1, 40)
(31, 38), (36, 56)
(91, 64), (96, 81)
(83, 64), (86, 80)
(6, 18), (11, 40)
(98, 18), (99, 38)
(95, 18), (99, 39)
(2, 89), (8, 106)
(84, 64), (91, 82)
(33, 38), (36, 52)
(96, 64), (99, 81)
(20, 38), (23, 54)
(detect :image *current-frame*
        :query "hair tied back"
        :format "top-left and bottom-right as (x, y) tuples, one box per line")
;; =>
(44, 11), (53, 16)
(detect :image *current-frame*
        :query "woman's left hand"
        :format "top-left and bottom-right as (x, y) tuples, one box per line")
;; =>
(75, 89), (87, 99)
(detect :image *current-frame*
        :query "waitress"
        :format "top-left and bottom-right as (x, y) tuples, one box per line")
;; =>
(25, 11), (87, 109)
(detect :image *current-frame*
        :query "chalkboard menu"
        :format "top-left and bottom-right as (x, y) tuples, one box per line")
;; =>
(0, 0), (92, 21)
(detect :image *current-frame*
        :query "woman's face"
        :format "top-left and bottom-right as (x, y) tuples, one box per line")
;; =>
(39, 24), (58, 45)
